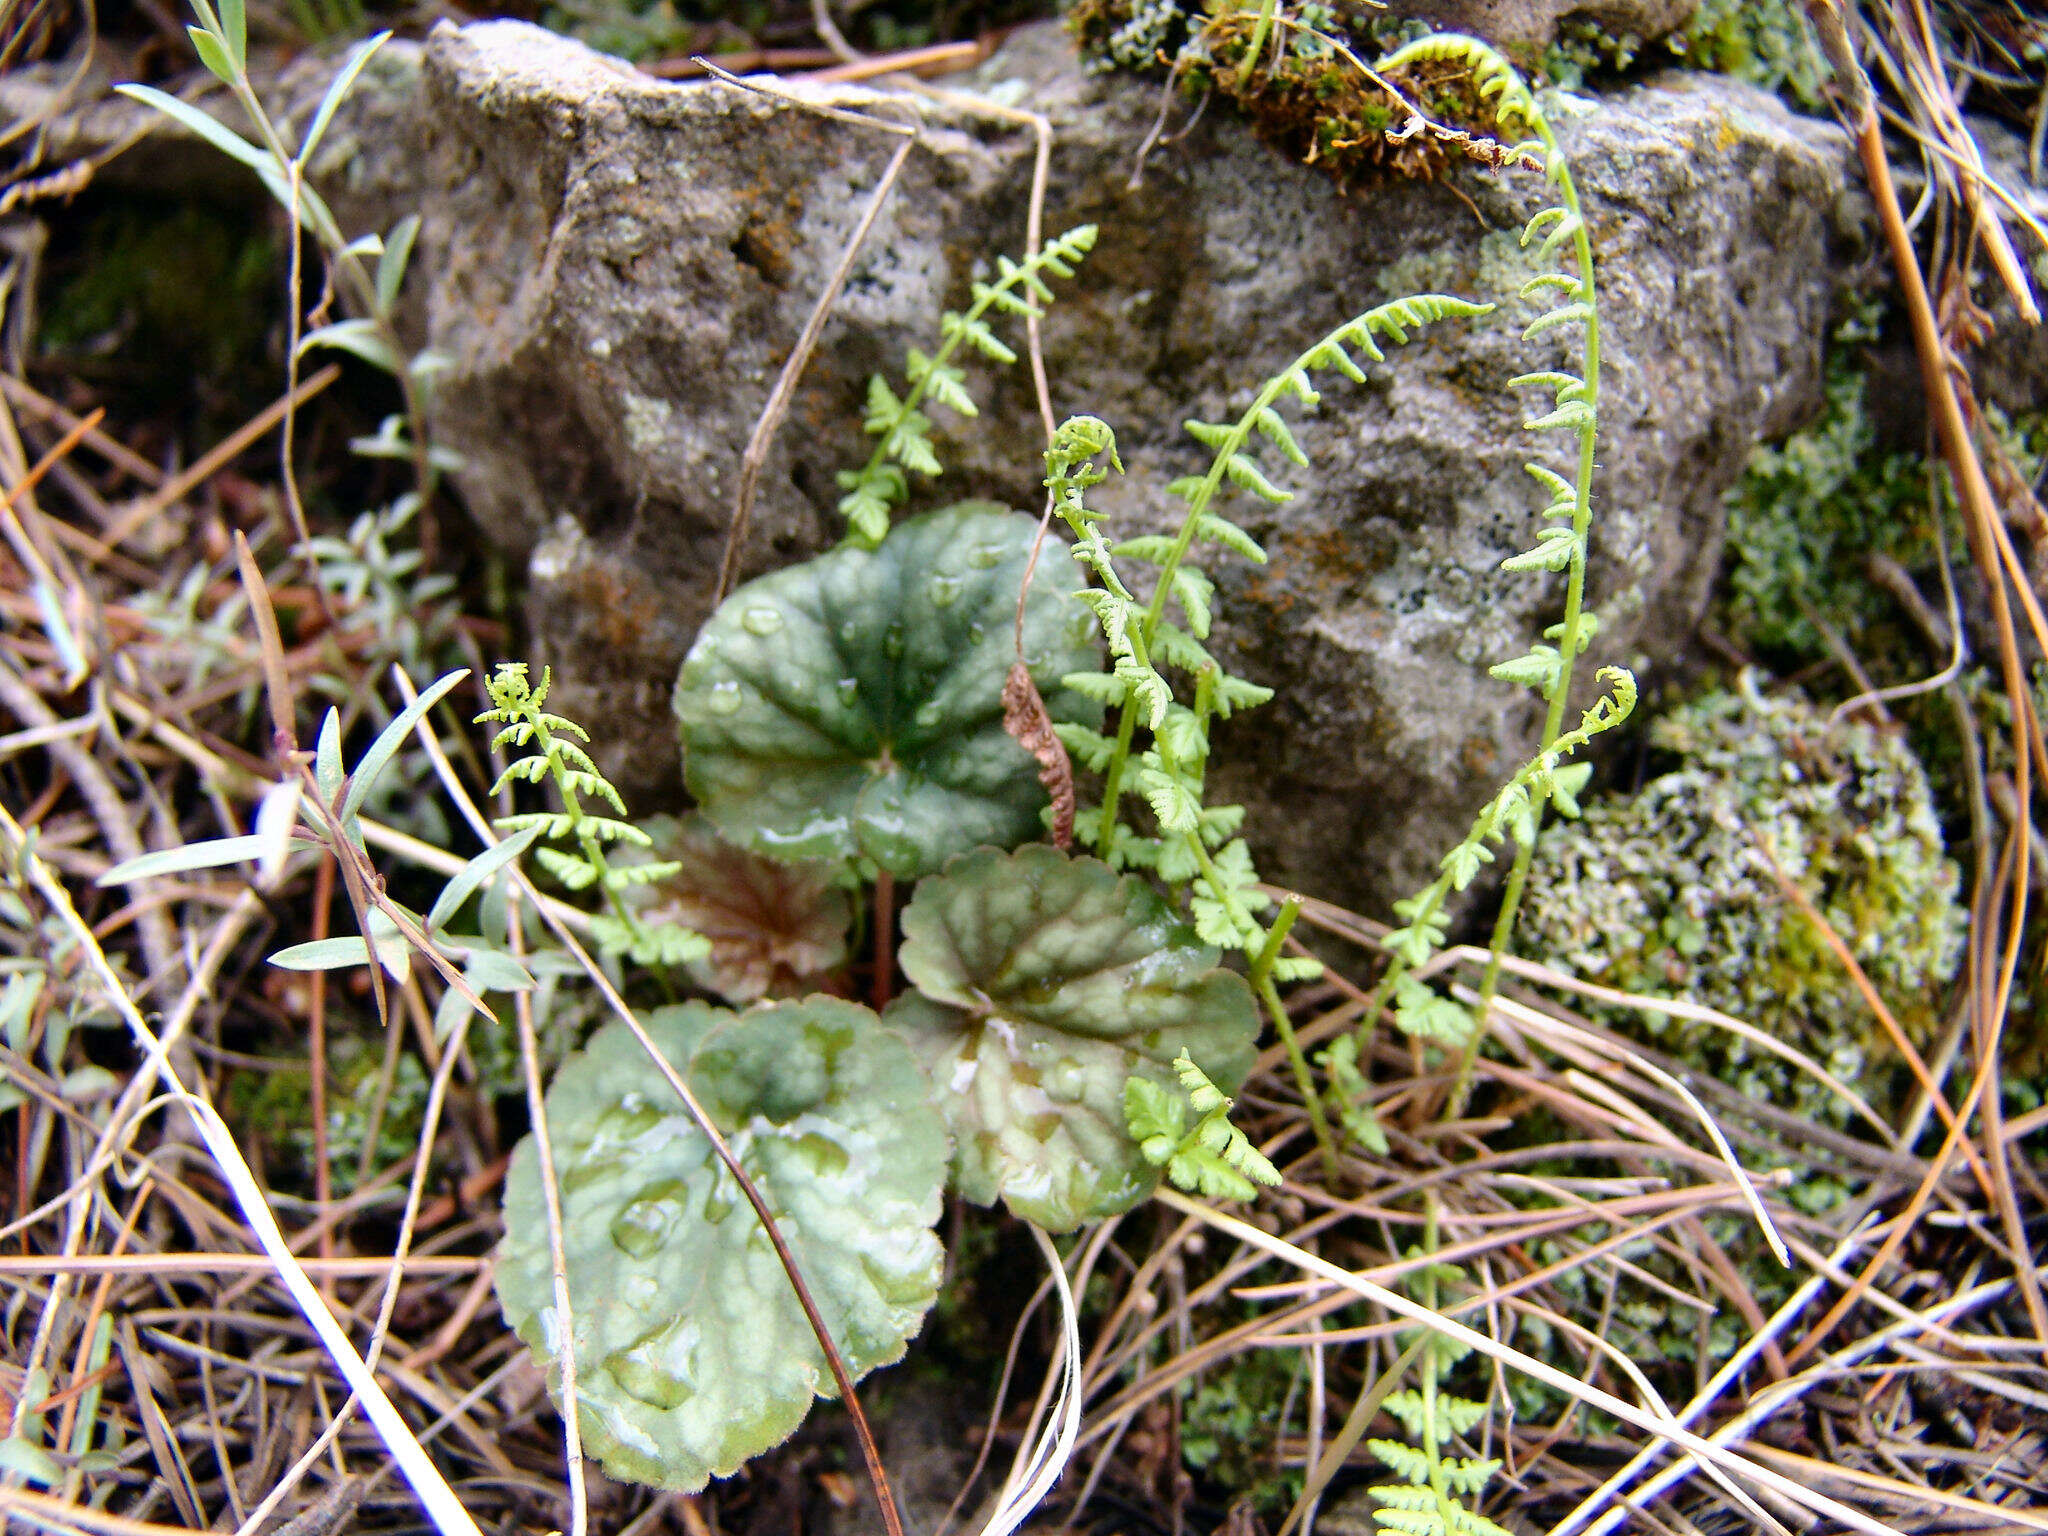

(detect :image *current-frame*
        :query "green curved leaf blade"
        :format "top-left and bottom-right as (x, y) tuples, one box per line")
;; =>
(495, 998), (948, 1491)
(675, 503), (1100, 878)
(886, 845), (1259, 1230)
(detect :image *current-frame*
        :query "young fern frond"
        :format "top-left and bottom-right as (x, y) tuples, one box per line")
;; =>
(835, 225), (1098, 545)
(1049, 293), (1493, 963)
(1351, 37), (1633, 1101)
(478, 662), (708, 970)
(1367, 1216), (1510, 1536)
(1318, 1033), (1389, 1154)
(1125, 1049), (1282, 1202)
(1048, 294), (1491, 1175)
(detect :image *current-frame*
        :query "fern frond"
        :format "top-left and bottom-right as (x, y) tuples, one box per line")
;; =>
(838, 225), (1096, 543)
(1522, 302), (1594, 340)
(1197, 514), (1266, 562)
(477, 660), (703, 969)
(1391, 974), (1476, 1048)
(535, 846), (601, 891)
(1127, 1048), (1281, 1202)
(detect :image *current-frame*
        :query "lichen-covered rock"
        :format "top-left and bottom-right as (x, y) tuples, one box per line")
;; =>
(1519, 677), (1965, 1122)
(309, 19), (1858, 908)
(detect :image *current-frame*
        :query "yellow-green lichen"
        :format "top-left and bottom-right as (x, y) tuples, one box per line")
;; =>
(1520, 675), (1965, 1126)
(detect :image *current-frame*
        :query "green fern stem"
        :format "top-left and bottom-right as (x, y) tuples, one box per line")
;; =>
(1186, 839), (1335, 1173)
(1415, 1200), (1455, 1529)
(1456, 88), (1601, 1114)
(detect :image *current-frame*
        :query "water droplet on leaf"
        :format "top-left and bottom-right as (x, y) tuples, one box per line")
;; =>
(707, 680), (743, 715)
(742, 606), (784, 636)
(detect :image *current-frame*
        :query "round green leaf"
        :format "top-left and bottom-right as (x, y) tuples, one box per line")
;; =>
(674, 502), (1099, 878)
(496, 998), (948, 1491)
(885, 845), (1259, 1231)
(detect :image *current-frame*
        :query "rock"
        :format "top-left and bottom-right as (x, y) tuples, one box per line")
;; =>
(1381, 0), (1697, 59)
(323, 19), (1857, 911)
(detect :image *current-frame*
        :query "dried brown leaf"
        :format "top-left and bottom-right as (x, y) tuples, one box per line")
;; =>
(1002, 660), (1075, 849)
(634, 814), (854, 1003)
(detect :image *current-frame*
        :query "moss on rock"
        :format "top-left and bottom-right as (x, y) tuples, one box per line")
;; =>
(1520, 676), (1965, 1125)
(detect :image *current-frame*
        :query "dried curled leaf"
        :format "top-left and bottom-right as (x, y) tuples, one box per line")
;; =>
(627, 815), (853, 1003)
(1002, 660), (1076, 849)
(495, 999), (948, 1491)
(885, 844), (1259, 1231)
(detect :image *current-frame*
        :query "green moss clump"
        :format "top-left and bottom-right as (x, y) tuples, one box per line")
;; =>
(1665, 0), (1829, 110)
(1068, 0), (1200, 73)
(1537, 0), (1828, 110)
(1720, 322), (1938, 667)
(1065, 2), (1493, 186)
(1520, 678), (1965, 1125)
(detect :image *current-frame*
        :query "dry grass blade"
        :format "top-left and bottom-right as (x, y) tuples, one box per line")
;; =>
(0, 802), (484, 1536)
(1155, 1188), (1911, 1536)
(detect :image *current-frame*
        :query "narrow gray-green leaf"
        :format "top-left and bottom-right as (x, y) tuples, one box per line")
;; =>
(426, 823), (543, 933)
(268, 934), (377, 971)
(99, 835), (268, 885)
(188, 25), (235, 84)
(376, 213), (420, 316)
(114, 85), (271, 173)
(337, 668), (468, 825)
(315, 708), (345, 803)
(218, 0), (246, 69)
(298, 32), (390, 162)
(298, 318), (400, 375)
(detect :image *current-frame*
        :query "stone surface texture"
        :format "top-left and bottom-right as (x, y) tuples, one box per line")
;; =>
(309, 19), (1863, 909)
(1383, 0), (1698, 56)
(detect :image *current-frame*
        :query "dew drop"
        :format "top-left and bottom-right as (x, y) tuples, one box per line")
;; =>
(967, 542), (1004, 569)
(913, 702), (943, 729)
(707, 680), (743, 715)
(703, 1182), (734, 1224)
(741, 605), (784, 636)
(926, 573), (962, 608)
(604, 1316), (700, 1409)
(836, 677), (860, 704)
(883, 624), (906, 660)
(610, 1180), (688, 1259)
(840, 619), (861, 644)
(967, 621), (986, 645)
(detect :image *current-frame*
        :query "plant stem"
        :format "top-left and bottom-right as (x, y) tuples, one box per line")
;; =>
(1450, 117), (1601, 1118)
(1241, 0), (1280, 80)
(1247, 892), (1301, 987)
(871, 868), (895, 1010)
(1256, 970), (1336, 1178)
